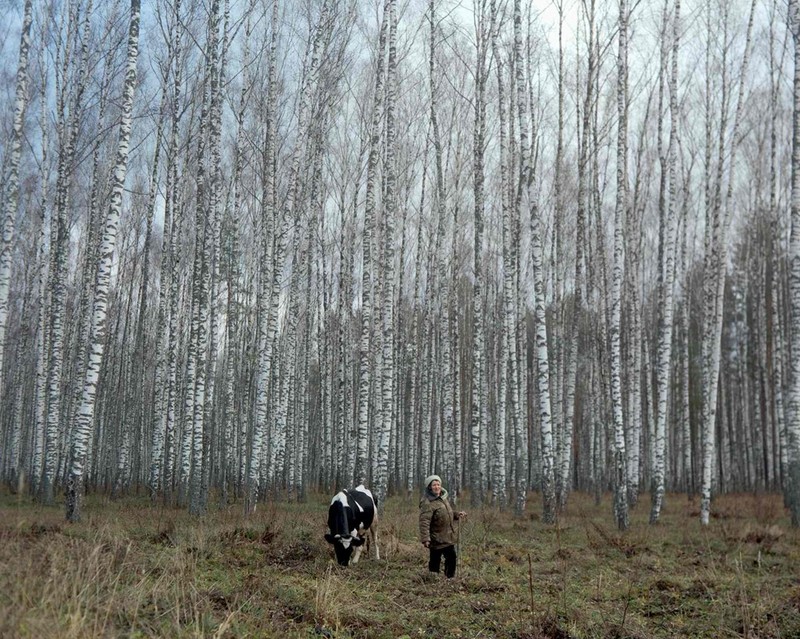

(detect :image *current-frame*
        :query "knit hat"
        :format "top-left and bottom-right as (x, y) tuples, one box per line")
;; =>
(424, 474), (441, 488)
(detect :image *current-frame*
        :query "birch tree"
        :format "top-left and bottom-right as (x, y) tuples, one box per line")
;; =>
(375, 0), (397, 510)
(574, 0), (598, 501)
(0, 0), (32, 399)
(355, 0), (389, 485)
(149, 0), (184, 501)
(180, 0), (223, 515)
(219, 0), (258, 502)
(469, 0), (491, 506)
(428, 0), (456, 496)
(246, 0), (279, 515)
(700, 0), (756, 525)
(66, 0), (140, 523)
(512, 0), (555, 523)
(269, 0), (335, 493)
(491, 0), (508, 508)
(767, 0), (787, 506)
(29, 39), (52, 497)
(485, 2), (525, 515)
(41, 0), (94, 505)
(611, 0), (629, 531)
(787, 0), (800, 525)
(556, 0), (577, 512)
(650, 0), (681, 525)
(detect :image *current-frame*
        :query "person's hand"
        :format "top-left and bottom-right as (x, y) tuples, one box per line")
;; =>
(422, 541), (430, 548)
(457, 511), (467, 519)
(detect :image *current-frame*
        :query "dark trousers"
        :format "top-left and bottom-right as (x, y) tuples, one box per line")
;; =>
(428, 544), (457, 578)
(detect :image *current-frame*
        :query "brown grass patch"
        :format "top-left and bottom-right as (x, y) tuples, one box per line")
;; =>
(1, 490), (799, 638)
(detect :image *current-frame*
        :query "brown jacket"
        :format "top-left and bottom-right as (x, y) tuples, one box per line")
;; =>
(419, 488), (460, 549)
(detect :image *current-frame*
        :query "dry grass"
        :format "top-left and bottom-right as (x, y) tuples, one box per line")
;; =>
(1, 490), (799, 638)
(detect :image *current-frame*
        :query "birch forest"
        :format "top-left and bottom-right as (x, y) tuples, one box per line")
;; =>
(1, 0), (799, 530)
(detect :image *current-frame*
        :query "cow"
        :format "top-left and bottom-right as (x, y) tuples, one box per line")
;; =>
(324, 484), (380, 566)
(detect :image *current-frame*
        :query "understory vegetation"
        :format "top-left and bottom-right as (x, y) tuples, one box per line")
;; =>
(2, 490), (799, 638)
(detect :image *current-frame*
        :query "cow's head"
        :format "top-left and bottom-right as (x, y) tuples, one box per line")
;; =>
(324, 532), (365, 566)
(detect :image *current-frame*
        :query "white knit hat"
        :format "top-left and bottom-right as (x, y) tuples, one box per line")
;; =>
(424, 474), (441, 487)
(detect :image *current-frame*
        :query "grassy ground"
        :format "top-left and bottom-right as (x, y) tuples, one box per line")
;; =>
(1, 489), (799, 638)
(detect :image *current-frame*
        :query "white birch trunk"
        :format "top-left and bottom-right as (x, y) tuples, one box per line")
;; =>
(0, 0), (32, 395)
(452, 191), (463, 493)
(375, 0), (397, 510)
(514, 233), (528, 515)
(43, 0), (90, 505)
(611, 0), (629, 531)
(201, 0), (229, 505)
(570, 0), (596, 506)
(493, 6), (509, 507)
(559, 0), (580, 512)
(699, 5), (720, 525)
(271, 0), (329, 494)
(428, 0), (456, 494)
(31, 71), (51, 497)
(246, 0), (279, 514)
(786, 0), (800, 525)
(410, 165), (428, 487)
(150, 0), (183, 499)
(469, 0), (491, 506)
(650, 0), (681, 524)
(279, 226), (308, 496)
(512, 0), (554, 523)
(767, 7), (788, 500)
(679, 179), (694, 497)
(145, 122), (169, 496)
(319, 270), (332, 489)
(180, 88), (211, 506)
(163, 178), (185, 501)
(65, 0), (140, 522)
(339, 213), (356, 486)
(355, 0), (389, 485)
(701, 0), (756, 525)
(183, 0), (222, 515)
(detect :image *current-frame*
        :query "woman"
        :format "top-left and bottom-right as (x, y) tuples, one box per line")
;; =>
(418, 474), (466, 578)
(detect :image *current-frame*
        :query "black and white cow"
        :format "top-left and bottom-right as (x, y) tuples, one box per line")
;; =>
(324, 484), (380, 566)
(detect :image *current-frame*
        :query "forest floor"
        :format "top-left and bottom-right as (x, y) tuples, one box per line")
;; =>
(1, 488), (799, 638)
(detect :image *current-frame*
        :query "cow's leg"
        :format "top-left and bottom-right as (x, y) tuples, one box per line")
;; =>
(351, 544), (364, 564)
(369, 520), (380, 560)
